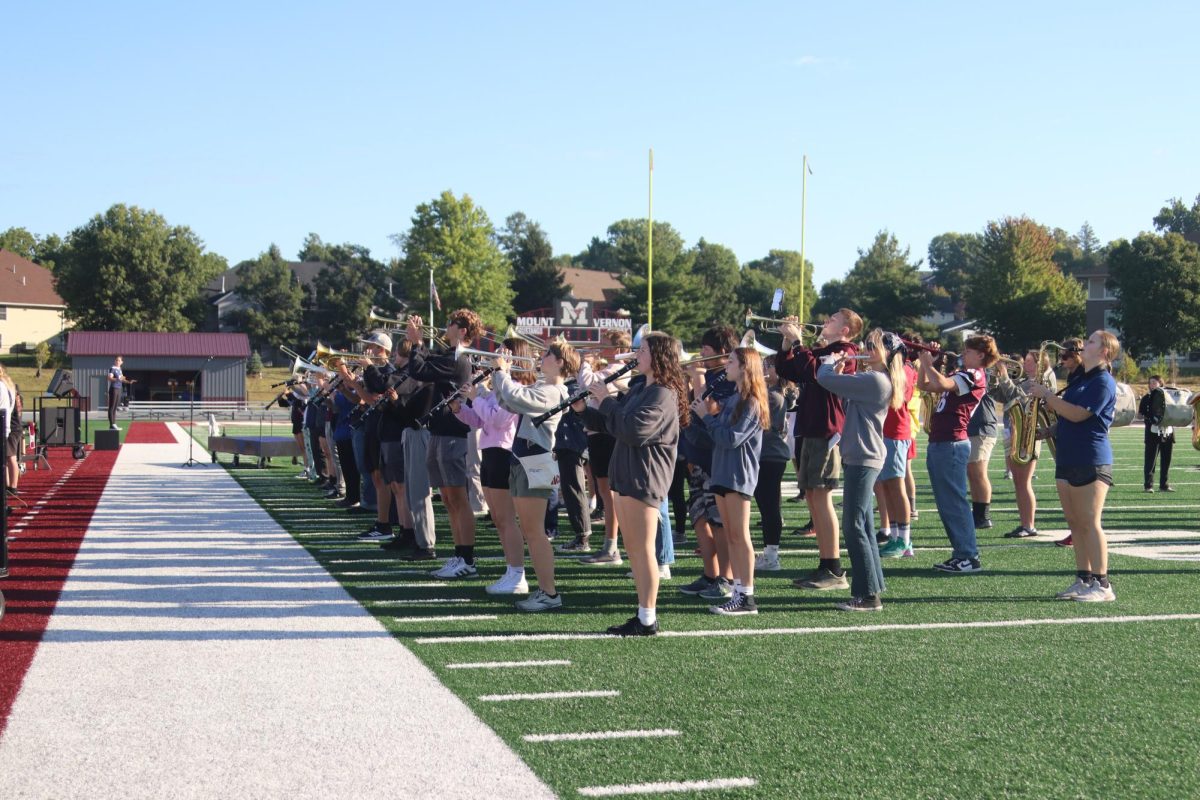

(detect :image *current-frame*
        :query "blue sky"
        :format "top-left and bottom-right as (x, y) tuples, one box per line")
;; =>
(3, 1), (1198, 292)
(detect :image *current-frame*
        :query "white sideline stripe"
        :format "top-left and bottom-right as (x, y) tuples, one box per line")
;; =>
(524, 728), (679, 743)
(358, 582), (451, 589)
(371, 598), (471, 606)
(479, 690), (620, 702)
(578, 777), (758, 796)
(446, 660), (572, 670)
(417, 613), (1200, 645)
(336, 570), (429, 577)
(391, 614), (499, 623)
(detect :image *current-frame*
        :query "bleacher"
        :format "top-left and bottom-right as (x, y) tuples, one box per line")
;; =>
(125, 400), (255, 421)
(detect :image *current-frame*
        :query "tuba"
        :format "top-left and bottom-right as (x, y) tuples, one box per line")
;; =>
(1190, 391), (1200, 451)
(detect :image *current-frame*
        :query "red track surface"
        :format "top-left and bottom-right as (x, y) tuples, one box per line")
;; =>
(0, 447), (118, 737)
(123, 422), (177, 443)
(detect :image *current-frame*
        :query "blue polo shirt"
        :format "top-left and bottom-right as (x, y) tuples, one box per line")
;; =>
(1055, 366), (1116, 467)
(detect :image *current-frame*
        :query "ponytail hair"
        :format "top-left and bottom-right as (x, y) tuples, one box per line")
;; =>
(732, 347), (770, 430)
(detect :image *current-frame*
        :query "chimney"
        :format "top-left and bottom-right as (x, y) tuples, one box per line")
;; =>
(21, 275), (26, 286)
(221, 274), (226, 293)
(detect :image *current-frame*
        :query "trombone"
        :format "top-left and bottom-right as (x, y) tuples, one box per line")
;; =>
(745, 309), (821, 337)
(454, 345), (538, 368)
(368, 309), (446, 342)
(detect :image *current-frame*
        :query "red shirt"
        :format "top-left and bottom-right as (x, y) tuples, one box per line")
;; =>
(927, 367), (985, 442)
(776, 340), (858, 439)
(883, 362), (917, 440)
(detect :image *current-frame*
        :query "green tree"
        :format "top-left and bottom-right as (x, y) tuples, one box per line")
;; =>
(305, 243), (395, 347)
(837, 231), (932, 333)
(965, 216), (1086, 353)
(34, 341), (51, 377)
(927, 232), (982, 313)
(1152, 194), (1200, 237)
(297, 233), (333, 263)
(812, 277), (853, 320)
(742, 249), (816, 322)
(499, 212), (564, 313)
(573, 236), (620, 272)
(247, 351), (264, 376)
(1107, 232), (1200, 360)
(226, 244), (305, 354)
(0, 227), (63, 268)
(690, 239), (741, 326)
(53, 204), (226, 331)
(392, 191), (514, 330)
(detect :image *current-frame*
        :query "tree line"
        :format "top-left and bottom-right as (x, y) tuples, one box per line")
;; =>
(2, 192), (1198, 360)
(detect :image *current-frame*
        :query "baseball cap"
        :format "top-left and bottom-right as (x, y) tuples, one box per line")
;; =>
(358, 330), (393, 352)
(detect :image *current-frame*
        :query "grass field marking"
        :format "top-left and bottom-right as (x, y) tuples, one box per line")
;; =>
(369, 598), (473, 606)
(328, 558), (402, 564)
(523, 728), (680, 743)
(335, 570), (431, 577)
(478, 689), (620, 702)
(577, 777), (758, 796)
(390, 614), (500, 623)
(445, 659), (572, 670)
(357, 582), (451, 589)
(415, 613), (1200, 645)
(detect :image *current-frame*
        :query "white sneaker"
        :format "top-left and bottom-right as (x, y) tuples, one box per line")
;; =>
(658, 564), (672, 580)
(432, 556), (463, 578)
(486, 573), (529, 595)
(1055, 578), (1091, 600)
(755, 551), (782, 571)
(442, 559), (479, 579)
(515, 588), (563, 612)
(110, 424), (120, 430)
(1073, 581), (1116, 603)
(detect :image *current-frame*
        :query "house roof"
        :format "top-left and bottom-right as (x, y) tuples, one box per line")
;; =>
(203, 260), (329, 299)
(561, 267), (623, 304)
(67, 331), (251, 358)
(0, 249), (66, 308)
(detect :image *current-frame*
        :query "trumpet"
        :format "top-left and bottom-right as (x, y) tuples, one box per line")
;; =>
(454, 345), (538, 368)
(368, 309), (446, 342)
(315, 341), (370, 367)
(745, 310), (821, 338)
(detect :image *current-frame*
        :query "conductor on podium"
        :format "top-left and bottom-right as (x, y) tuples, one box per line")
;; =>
(107, 356), (135, 429)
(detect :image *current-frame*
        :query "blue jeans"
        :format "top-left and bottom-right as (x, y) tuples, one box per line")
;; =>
(842, 464), (885, 598)
(926, 440), (977, 560)
(656, 498), (675, 566)
(351, 426), (377, 511)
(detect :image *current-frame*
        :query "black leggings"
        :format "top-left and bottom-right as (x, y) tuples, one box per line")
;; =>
(1144, 431), (1174, 489)
(336, 438), (360, 504)
(754, 459), (788, 546)
(668, 459), (688, 537)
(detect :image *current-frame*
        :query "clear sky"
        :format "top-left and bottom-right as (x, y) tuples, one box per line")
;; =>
(3, 1), (1198, 290)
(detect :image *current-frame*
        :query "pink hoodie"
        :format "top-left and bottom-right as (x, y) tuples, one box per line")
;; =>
(454, 391), (518, 450)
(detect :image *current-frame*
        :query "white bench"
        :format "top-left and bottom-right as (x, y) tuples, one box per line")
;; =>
(126, 401), (251, 421)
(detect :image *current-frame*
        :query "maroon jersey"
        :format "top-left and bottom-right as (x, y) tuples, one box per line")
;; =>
(927, 367), (985, 442)
(883, 362), (917, 440)
(776, 340), (859, 439)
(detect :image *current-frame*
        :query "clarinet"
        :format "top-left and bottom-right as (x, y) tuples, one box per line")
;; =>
(532, 360), (636, 427)
(417, 367), (494, 428)
(350, 365), (412, 430)
(701, 371), (729, 400)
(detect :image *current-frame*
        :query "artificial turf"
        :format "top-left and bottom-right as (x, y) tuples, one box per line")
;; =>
(213, 425), (1200, 798)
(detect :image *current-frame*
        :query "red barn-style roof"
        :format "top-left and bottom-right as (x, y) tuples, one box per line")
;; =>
(67, 331), (251, 358)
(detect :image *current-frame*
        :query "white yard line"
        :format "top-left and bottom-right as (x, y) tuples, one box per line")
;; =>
(578, 777), (758, 796)
(391, 614), (500, 624)
(416, 613), (1200, 645)
(446, 659), (572, 670)
(0, 426), (554, 800)
(479, 690), (620, 702)
(524, 728), (679, 743)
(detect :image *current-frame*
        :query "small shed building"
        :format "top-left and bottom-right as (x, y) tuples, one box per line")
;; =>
(67, 332), (250, 409)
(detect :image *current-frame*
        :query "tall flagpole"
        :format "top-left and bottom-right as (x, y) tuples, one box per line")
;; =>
(428, 267), (434, 349)
(647, 148), (654, 330)
(799, 154), (808, 323)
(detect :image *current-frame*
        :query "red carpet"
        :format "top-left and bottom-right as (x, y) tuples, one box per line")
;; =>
(123, 422), (177, 443)
(0, 447), (118, 736)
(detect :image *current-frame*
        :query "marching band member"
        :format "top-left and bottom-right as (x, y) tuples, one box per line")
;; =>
(587, 332), (688, 635)
(877, 347), (919, 558)
(353, 332), (397, 543)
(1051, 337), (1085, 548)
(577, 330), (633, 563)
(492, 341), (580, 612)
(405, 312), (481, 579)
(818, 329), (907, 610)
(1029, 331), (1120, 602)
(777, 308), (863, 590)
(916, 335), (999, 574)
(452, 339), (535, 594)
(1001, 349), (1056, 538)
(691, 346), (768, 616)
(753, 358), (792, 571)
(1140, 375), (1175, 493)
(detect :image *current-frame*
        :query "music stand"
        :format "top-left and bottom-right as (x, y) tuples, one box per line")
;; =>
(182, 372), (203, 467)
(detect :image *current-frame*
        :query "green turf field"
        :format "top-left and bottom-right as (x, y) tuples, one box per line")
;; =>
(213, 425), (1200, 798)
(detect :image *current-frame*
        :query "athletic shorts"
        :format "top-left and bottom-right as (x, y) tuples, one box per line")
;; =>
(291, 419), (303, 435)
(710, 485), (751, 500)
(686, 464), (722, 526)
(968, 434), (997, 465)
(907, 438), (917, 461)
(509, 460), (553, 500)
(480, 447), (512, 490)
(1055, 464), (1113, 487)
(426, 434), (468, 488)
(587, 433), (616, 479)
(7, 426), (23, 457)
(797, 436), (840, 490)
(379, 440), (405, 485)
(880, 437), (908, 481)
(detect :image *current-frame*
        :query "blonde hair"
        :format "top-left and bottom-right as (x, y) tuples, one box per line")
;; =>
(547, 341), (580, 378)
(1095, 330), (1121, 365)
(867, 329), (906, 411)
(732, 348), (770, 430)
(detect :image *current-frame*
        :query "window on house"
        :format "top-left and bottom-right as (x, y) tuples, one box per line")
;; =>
(0, 306), (7, 320)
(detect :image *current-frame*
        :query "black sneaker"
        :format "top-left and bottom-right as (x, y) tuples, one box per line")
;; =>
(974, 516), (993, 530)
(792, 520), (815, 537)
(710, 592), (759, 616)
(793, 568), (849, 590)
(678, 575), (716, 596)
(933, 557), (982, 574)
(875, 529), (890, 545)
(402, 548), (438, 562)
(605, 616), (659, 636)
(590, 507), (605, 521)
(836, 595), (883, 612)
(381, 530), (416, 552)
(335, 498), (360, 509)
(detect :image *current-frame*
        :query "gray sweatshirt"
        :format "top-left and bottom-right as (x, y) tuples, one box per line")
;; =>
(815, 365), (890, 469)
(492, 371), (569, 453)
(760, 387), (791, 463)
(587, 382), (679, 507)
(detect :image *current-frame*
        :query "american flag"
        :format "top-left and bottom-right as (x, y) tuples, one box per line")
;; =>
(430, 275), (442, 310)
